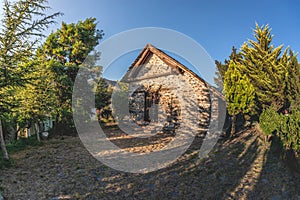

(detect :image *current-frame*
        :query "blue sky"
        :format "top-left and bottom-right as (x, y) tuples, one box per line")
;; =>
(1, 0), (299, 84)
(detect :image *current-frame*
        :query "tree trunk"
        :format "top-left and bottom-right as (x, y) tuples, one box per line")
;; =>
(0, 120), (9, 161)
(34, 121), (41, 142)
(14, 126), (21, 141)
(230, 114), (236, 137)
(7, 124), (17, 143)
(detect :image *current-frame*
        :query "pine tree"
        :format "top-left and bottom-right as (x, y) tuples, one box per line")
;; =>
(14, 57), (57, 141)
(38, 18), (103, 132)
(0, 0), (60, 160)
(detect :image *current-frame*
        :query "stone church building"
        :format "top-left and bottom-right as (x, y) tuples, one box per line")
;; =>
(120, 44), (224, 134)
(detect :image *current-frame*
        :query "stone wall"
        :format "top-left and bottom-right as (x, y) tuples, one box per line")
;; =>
(124, 52), (211, 133)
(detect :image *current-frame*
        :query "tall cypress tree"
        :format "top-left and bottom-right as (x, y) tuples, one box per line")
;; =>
(214, 47), (242, 91)
(284, 50), (300, 111)
(224, 61), (256, 135)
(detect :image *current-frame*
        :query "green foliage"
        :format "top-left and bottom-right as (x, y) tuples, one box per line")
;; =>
(223, 61), (256, 116)
(13, 58), (57, 127)
(259, 107), (280, 135)
(221, 23), (300, 130)
(95, 79), (112, 111)
(38, 18), (104, 130)
(95, 78), (113, 121)
(220, 22), (300, 157)
(240, 24), (286, 112)
(6, 135), (42, 152)
(283, 50), (300, 111)
(0, 0), (61, 117)
(278, 110), (300, 152)
(0, 0), (60, 160)
(214, 47), (242, 91)
(259, 107), (300, 153)
(41, 17), (103, 67)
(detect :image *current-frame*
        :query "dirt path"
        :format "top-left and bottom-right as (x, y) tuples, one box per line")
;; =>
(0, 128), (299, 199)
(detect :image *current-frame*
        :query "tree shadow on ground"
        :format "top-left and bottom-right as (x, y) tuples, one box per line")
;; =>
(1, 127), (299, 199)
(76, 128), (298, 199)
(247, 136), (300, 199)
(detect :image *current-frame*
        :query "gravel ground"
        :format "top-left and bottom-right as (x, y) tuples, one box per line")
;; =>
(0, 127), (299, 200)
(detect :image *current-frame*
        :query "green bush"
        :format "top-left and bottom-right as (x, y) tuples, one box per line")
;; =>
(278, 110), (300, 153)
(259, 107), (300, 153)
(6, 135), (42, 153)
(259, 107), (280, 135)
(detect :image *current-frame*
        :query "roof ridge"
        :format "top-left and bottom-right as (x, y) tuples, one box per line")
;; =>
(121, 43), (224, 99)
